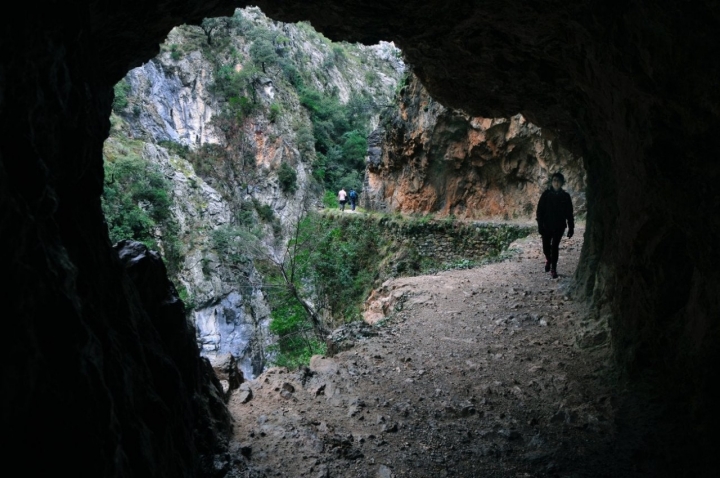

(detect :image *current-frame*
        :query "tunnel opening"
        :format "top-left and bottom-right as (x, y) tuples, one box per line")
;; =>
(101, 6), (411, 381)
(103, 5), (589, 389)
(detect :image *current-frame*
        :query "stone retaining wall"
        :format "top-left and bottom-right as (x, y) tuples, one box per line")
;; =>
(382, 219), (532, 265)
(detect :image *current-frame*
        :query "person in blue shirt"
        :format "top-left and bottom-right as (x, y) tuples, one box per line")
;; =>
(536, 172), (574, 279)
(349, 188), (358, 211)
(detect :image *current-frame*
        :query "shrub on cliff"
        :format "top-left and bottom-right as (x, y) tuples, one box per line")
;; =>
(101, 148), (183, 275)
(278, 162), (298, 193)
(112, 79), (131, 113)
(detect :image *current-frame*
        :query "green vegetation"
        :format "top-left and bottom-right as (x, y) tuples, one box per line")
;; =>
(157, 140), (190, 158)
(249, 38), (278, 72)
(102, 137), (183, 275)
(299, 87), (374, 192)
(295, 213), (384, 322)
(266, 301), (328, 369)
(254, 199), (275, 222)
(112, 79), (131, 113)
(211, 225), (250, 265)
(259, 211), (387, 368)
(269, 102), (282, 122)
(170, 44), (182, 61)
(278, 162), (298, 193)
(322, 190), (339, 208)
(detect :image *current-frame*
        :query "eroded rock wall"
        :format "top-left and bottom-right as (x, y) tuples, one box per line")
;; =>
(142, 143), (273, 379)
(365, 73), (586, 219)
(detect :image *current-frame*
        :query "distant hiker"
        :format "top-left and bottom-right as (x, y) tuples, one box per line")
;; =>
(349, 188), (358, 211)
(338, 188), (348, 211)
(536, 172), (574, 279)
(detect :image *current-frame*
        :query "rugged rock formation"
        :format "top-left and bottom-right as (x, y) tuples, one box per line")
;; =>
(140, 143), (273, 379)
(2, 0), (719, 476)
(365, 73), (586, 219)
(107, 8), (403, 378)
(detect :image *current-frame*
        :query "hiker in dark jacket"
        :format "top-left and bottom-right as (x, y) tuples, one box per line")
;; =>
(348, 188), (358, 211)
(536, 172), (574, 279)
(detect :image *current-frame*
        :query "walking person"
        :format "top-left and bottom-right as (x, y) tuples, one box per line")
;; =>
(536, 172), (574, 279)
(348, 188), (358, 211)
(338, 187), (348, 211)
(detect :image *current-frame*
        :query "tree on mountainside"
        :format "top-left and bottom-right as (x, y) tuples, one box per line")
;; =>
(232, 193), (330, 342)
(250, 38), (278, 73)
(200, 17), (225, 46)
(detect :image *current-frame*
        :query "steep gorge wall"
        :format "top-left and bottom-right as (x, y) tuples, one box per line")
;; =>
(139, 142), (272, 379)
(2, 0), (719, 476)
(107, 8), (403, 379)
(365, 74), (586, 220)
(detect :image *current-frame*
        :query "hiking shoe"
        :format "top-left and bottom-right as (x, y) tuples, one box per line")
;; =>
(551, 269), (558, 279)
(545, 260), (551, 272)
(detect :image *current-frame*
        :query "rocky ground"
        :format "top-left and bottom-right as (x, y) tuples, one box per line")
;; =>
(222, 227), (634, 477)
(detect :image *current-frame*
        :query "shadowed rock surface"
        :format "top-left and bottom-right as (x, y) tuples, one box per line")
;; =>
(2, 0), (718, 476)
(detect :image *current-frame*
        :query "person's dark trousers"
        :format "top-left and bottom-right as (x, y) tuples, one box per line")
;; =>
(541, 229), (565, 271)
(340, 200), (346, 211)
(350, 199), (356, 211)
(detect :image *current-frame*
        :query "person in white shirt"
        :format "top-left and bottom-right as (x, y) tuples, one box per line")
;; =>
(338, 188), (347, 211)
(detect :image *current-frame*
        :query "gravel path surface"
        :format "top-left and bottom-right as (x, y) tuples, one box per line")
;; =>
(225, 227), (629, 477)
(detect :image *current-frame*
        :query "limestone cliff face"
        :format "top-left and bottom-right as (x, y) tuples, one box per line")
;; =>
(366, 74), (586, 220)
(140, 143), (272, 379)
(108, 7), (403, 378)
(124, 47), (222, 146)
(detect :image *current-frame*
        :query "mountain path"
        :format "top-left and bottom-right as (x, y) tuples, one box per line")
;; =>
(225, 227), (623, 477)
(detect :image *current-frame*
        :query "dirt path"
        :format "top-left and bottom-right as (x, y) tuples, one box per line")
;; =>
(225, 227), (626, 477)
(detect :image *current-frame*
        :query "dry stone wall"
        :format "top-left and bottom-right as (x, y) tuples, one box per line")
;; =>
(379, 219), (533, 269)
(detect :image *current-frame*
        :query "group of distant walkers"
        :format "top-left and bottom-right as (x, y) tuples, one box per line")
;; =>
(333, 172), (574, 279)
(337, 187), (358, 212)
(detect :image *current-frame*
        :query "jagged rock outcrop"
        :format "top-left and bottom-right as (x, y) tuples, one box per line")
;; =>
(141, 143), (272, 378)
(124, 51), (222, 146)
(114, 239), (232, 439)
(365, 73), (586, 219)
(107, 8), (404, 379)
(2, 1), (719, 476)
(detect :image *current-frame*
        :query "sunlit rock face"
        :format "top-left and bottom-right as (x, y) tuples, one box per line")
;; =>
(111, 9), (403, 381)
(125, 54), (223, 146)
(1, 0), (719, 475)
(365, 73), (586, 219)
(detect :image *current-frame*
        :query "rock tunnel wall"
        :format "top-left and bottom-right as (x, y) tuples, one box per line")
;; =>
(1, 0), (718, 475)
(0, 2), (240, 476)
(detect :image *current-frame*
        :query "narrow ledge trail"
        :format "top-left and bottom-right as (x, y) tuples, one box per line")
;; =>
(225, 226), (626, 478)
